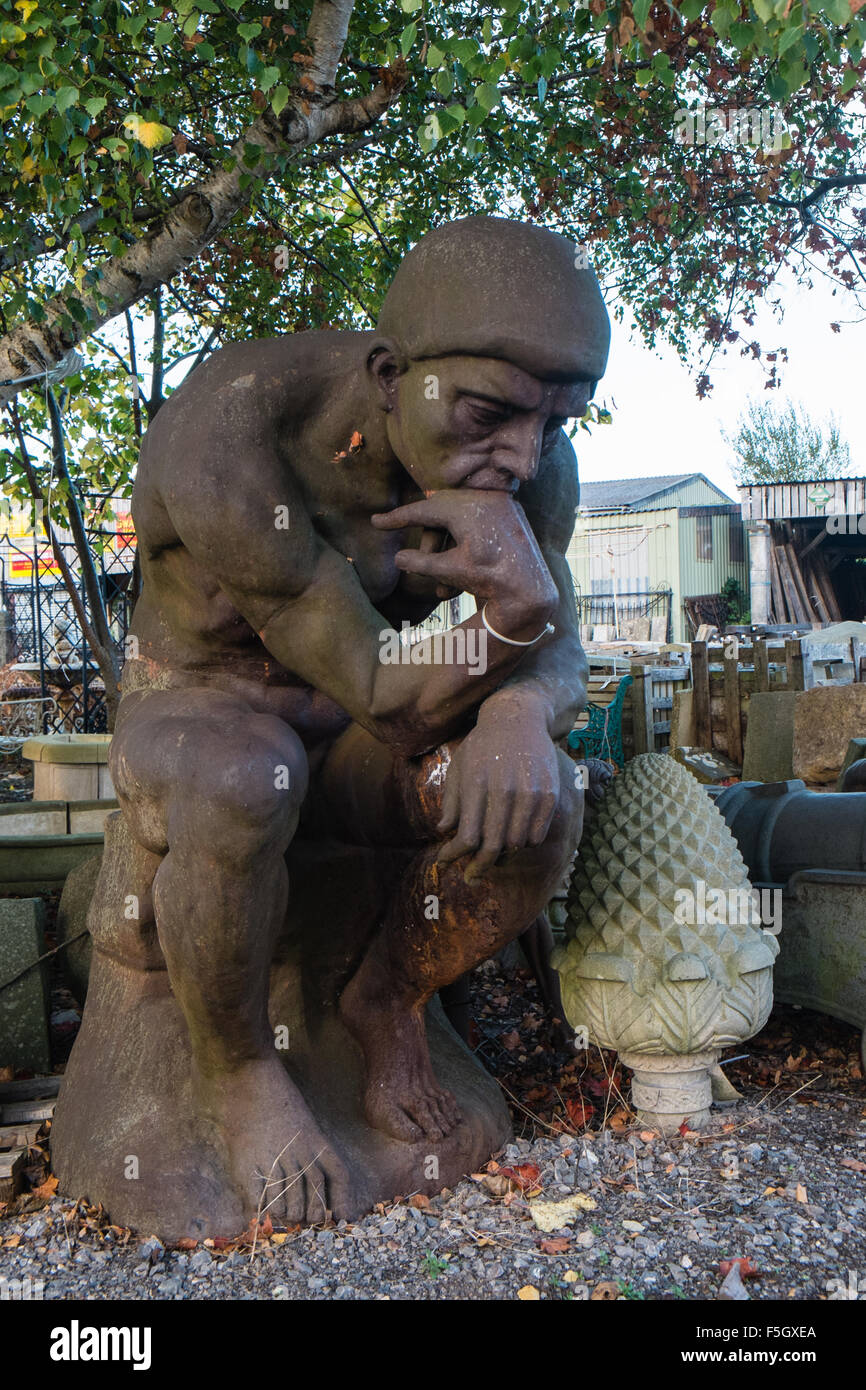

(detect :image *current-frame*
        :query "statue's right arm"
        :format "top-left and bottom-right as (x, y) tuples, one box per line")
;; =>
(161, 438), (550, 757)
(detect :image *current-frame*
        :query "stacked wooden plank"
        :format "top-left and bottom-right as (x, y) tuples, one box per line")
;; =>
(769, 525), (842, 625)
(679, 637), (804, 766)
(0, 1076), (58, 1200)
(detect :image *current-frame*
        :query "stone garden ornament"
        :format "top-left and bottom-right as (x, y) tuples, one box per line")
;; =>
(52, 217), (611, 1239)
(555, 754), (779, 1131)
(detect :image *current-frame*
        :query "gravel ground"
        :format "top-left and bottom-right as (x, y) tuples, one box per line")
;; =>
(2, 1085), (864, 1302)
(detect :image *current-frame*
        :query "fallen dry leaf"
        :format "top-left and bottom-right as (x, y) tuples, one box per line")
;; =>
(332, 430), (365, 462)
(591, 1280), (619, 1301)
(794, 1184), (808, 1204)
(539, 1237), (570, 1254)
(720, 1257), (760, 1280)
(499, 1030), (521, 1052)
(271, 1232), (289, 1245)
(409, 1193), (431, 1209)
(482, 1174), (511, 1198)
(565, 1098), (594, 1129)
(31, 1174), (58, 1201)
(840, 1158), (866, 1174)
(528, 1193), (596, 1233)
(517, 1285), (540, 1300)
(174, 1236), (198, 1250)
(499, 1163), (541, 1192)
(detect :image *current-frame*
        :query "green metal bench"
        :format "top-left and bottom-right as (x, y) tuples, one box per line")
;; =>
(567, 673), (633, 768)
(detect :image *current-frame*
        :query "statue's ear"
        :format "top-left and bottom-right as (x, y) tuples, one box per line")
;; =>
(366, 338), (408, 410)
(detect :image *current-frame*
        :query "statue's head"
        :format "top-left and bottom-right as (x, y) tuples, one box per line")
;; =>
(367, 216), (610, 492)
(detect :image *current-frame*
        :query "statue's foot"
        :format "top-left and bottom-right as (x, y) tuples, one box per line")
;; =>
(340, 972), (462, 1143)
(197, 1056), (347, 1226)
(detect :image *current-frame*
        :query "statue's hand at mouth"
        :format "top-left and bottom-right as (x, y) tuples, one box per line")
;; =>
(372, 488), (557, 638)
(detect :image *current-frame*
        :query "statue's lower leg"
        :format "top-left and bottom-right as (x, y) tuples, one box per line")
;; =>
(340, 796), (580, 1143)
(152, 832), (346, 1225)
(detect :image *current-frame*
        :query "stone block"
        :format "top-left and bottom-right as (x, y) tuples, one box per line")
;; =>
(68, 800), (118, 835)
(0, 834), (105, 892)
(742, 691), (798, 783)
(22, 736), (114, 803)
(0, 898), (50, 1073)
(792, 684), (866, 785)
(0, 802), (67, 836)
(837, 738), (866, 791)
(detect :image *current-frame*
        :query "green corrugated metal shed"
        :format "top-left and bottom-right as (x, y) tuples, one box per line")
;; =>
(568, 473), (749, 641)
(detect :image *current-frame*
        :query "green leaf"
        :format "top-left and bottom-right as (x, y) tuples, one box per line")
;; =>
(678, 0), (705, 18)
(752, 0), (774, 21)
(55, 86), (79, 113)
(400, 0), (422, 10)
(777, 24), (804, 58)
(779, 58), (808, 93)
(475, 81), (500, 111)
(237, 22), (262, 40)
(270, 84), (289, 116)
(26, 91), (54, 117)
(434, 67), (453, 96)
(537, 75), (547, 102)
(426, 44), (445, 68)
(83, 96), (107, 118)
(259, 65), (280, 91)
(450, 38), (477, 64)
(417, 113), (441, 152)
(399, 22), (417, 57)
(729, 22), (754, 50)
(840, 66), (859, 93)
(633, 0), (651, 30)
(821, 0), (852, 24)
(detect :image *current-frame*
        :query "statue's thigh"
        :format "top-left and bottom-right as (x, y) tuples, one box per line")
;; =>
(111, 686), (309, 858)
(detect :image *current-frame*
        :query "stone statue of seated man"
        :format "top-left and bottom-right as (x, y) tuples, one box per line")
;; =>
(52, 216), (610, 1240)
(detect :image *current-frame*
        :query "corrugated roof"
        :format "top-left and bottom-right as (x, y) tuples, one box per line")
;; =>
(579, 473), (733, 511)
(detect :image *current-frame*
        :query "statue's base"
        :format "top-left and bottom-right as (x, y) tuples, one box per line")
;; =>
(52, 947), (511, 1242)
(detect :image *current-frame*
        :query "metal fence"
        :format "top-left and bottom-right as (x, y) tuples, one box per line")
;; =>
(1, 528), (135, 735)
(573, 585), (672, 642)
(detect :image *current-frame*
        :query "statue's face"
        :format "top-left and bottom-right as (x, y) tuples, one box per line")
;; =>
(377, 354), (594, 494)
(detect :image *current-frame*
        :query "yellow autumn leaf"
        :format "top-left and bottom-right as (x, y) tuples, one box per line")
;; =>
(517, 1285), (540, 1300)
(20, 155), (37, 181)
(528, 1192), (597, 1233)
(16, 0), (38, 19)
(122, 114), (173, 149)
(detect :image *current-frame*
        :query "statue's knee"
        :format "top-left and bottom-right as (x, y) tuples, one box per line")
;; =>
(173, 728), (307, 862)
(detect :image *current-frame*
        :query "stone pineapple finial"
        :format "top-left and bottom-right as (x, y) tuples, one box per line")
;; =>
(553, 753), (778, 1131)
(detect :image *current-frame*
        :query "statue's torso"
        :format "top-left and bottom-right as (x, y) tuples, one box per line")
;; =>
(125, 333), (448, 741)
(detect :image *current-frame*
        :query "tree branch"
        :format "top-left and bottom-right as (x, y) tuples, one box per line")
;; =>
(0, 0), (406, 407)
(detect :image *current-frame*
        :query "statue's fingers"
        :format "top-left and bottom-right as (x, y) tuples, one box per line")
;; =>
(437, 774), (460, 833)
(393, 548), (461, 579)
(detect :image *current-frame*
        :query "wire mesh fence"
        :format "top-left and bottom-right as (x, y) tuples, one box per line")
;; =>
(0, 526), (134, 737)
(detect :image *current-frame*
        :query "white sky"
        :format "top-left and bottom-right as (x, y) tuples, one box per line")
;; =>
(574, 267), (866, 503)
